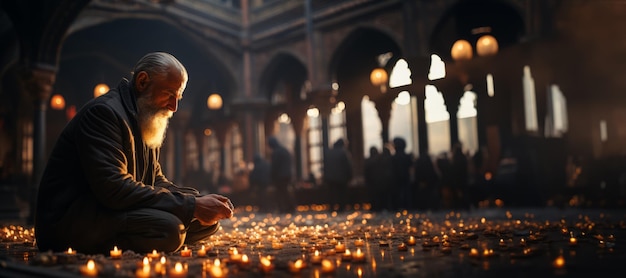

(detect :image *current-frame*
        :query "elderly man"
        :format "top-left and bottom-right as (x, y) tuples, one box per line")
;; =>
(35, 52), (233, 254)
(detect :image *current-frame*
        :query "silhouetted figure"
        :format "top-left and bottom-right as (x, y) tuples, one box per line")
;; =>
(367, 146), (394, 211)
(323, 138), (353, 211)
(436, 152), (454, 209)
(268, 136), (295, 213)
(391, 137), (413, 209)
(414, 154), (440, 210)
(249, 153), (271, 211)
(364, 146), (380, 209)
(450, 143), (469, 209)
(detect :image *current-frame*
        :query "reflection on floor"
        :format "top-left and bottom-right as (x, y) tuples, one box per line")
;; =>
(1, 207), (625, 277)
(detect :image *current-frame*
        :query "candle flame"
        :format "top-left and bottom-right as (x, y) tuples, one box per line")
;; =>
(87, 260), (95, 270)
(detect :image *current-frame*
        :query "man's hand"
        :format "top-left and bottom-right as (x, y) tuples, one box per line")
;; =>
(194, 194), (234, 226)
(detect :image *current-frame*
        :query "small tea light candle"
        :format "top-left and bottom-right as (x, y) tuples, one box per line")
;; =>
(148, 249), (160, 259)
(154, 256), (167, 276)
(229, 248), (242, 262)
(553, 255), (565, 268)
(180, 246), (192, 257)
(197, 245), (207, 257)
(169, 262), (188, 278)
(398, 242), (408, 252)
(110, 246), (122, 259)
(288, 259), (305, 274)
(80, 259), (98, 277)
(569, 237), (578, 247)
(310, 250), (323, 264)
(407, 236), (416, 246)
(352, 248), (365, 263)
(335, 242), (346, 253)
(135, 259), (151, 278)
(469, 248), (479, 258)
(271, 241), (284, 250)
(341, 249), (353, 261)
(208, 259), (227, 278)
(67, 247), (76, 255)
(320, 259), (335, 274)
(299, 240), (308, 248)
(354, 238), (365, 247)
(259, 256), (274, 274)
(240, 254), (250, 268)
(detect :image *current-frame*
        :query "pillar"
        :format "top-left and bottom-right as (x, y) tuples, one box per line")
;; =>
(20, 66), (56, 223)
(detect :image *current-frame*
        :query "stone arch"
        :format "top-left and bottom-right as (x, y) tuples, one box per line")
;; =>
(55, 17), (236, 123)
(329, 27), (402, 105)
(428, 0), (525, 61)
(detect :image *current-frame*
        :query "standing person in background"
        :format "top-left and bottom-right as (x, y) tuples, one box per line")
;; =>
(267, 136), (295, 213)
(391, 137), (413, 210)
(323, 138), (353, 212)
(363, 146), (380, 210)
(248, 153), (271, 211)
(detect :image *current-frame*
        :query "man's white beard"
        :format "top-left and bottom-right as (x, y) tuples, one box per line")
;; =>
(137, 94), (172, 148)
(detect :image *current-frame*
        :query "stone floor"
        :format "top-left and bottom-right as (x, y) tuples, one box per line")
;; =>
(1, 207), (625, 277)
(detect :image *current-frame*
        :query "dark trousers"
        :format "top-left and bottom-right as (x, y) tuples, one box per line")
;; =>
(37, 207), (219, 254)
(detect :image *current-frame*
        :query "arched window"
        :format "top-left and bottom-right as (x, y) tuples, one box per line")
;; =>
(425, 85), (450, 156)
(458, 91), (478, 155)
(307, 108), (323, 180)
(361, 96), (382, 156)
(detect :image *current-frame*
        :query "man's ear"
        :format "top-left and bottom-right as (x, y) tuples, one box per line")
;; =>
(135, 71), (150, 92)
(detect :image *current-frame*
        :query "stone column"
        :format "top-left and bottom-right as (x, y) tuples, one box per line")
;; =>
(20, 66), (56, 223)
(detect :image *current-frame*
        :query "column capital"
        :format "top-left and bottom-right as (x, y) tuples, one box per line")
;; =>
(19, 65), (57, 103)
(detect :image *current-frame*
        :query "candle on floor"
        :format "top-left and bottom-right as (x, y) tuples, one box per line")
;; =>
(259, 256), (274, 274)
(197, 245), (207, 257)
(288, 259), (305, 274)
(320, 259), (335, 274)
(352, 248), (365, 263)
(310, 250), (322, 264)
(79, 259), (98, 277)
(335, 242), (346, 253)
(148, 249), (160, 259)
(169, 262), (188, 278)
(407, 236), (416, 246)
(135, 259), (151, 278)
(67, 247), (76, 255)
(208, 259), (227, 278)
(341, 249), (353, 261)
(110, 246), (122, 259)
(354, 238), (364, 247)
(229, 248), (242, 263)
(180, 246), (192, 257)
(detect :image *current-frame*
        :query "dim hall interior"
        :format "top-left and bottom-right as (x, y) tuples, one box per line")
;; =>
(1, 0), (626, 219)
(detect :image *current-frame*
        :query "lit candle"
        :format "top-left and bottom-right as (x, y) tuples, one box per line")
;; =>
(239, 254), (250, 268)
(299, 240), (308, 248)
(352, 248), (365, 263)
(259, 256), (274, 274)
(229, 248), (242, 263)
(271, 241), (283, 250)
(180, 246), (192, 257)
(110, 246), (122, 259)
(398, 242), (408, 252)
(148, 249), (160, 259)
(320, 259), (335, 274)
(67, 247), (76, 255)
(208, 259), (226, 278)
(154, 256), (167, 276)
(169, 262), (188, 278)
(79, 259), (98, 277)
(407, 236), (416, 246)
(469, 248), (479, 258)
(553, 255), (565, 268)
(341, 249), (353, 261)
(135, 258), (151, 278)
(310, 250), (322, 264)
(569, 237), (578, 247)
(354, 238), (365, 247)
(288, 259), (305, 274)
(197, 245), (207, 257)
(335, 242), (346, 253)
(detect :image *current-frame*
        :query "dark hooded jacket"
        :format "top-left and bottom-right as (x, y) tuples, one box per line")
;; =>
(35, 79), (197, 251)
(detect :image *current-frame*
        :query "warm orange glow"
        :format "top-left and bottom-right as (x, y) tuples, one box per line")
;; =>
(94, 83), (109, 98)
(207, 93), (223, 110)
(370, 68), (388, 87)
(476, 34), (499, 56)
(50, 94), (65, 110)
(451, 39), (473, 61)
